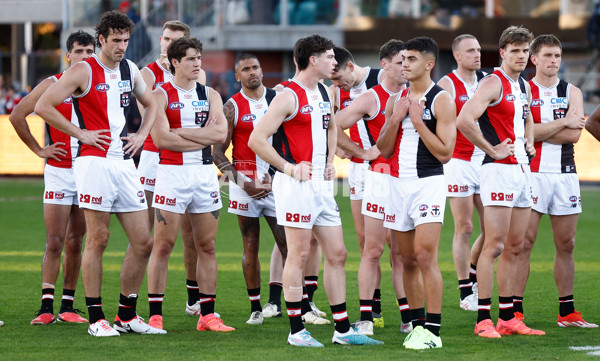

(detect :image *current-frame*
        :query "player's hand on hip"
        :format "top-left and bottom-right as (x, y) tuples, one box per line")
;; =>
(293, 161), (313, 181)
(38, 142), (67, 161)
(80, 129), (111, 151)
(121, 132), (144, 156)
(491, 138), (514, 160)
(323, 162), (336, 181)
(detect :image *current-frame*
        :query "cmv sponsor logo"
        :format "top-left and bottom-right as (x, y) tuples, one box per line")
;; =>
(422, 109), (431, 120)
(154, 81), (165, 88)
(95, 83), (110, 92)
(168, 102), (184, 110)
(300, 105), (313, 114)
(241, 114), (256, 122)
(118, 80), (131, 91)
(192, 100), (209, 107)
(551, 97), (568, 105)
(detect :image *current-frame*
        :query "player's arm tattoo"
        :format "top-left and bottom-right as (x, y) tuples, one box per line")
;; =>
(156, 209), (167, 225)
(223, 100), (235, 125)
(211, 209), (220, 219)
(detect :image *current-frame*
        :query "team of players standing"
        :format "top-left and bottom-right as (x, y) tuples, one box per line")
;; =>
(9, 9), (598, 349)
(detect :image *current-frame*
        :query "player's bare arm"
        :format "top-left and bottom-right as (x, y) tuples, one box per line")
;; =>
(135, 67), (155, 115)
(457, 75), (514, 160)
(9, 78), (67, 161)
(410, 91), (456, 163)
(123, 69), (157, 156)
(249, 90), (312, 181)
(324, 91), (337, 180)
(377, 93), (408, 158)
(171, 87), (227, 145)
(335, 91), (380, 160)
(329, 84), (339, 113)
(542, 86), (585, 144)
(585, 103), (600, 142)
(150, 89), (206, 152)
(34, 62), (111, 150)
(524, 82), (535, 158)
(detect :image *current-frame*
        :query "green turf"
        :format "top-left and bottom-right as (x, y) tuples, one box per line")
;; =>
(0, 178), (598, 360)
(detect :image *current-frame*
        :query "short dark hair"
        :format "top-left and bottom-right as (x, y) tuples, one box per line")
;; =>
(405, 36), (439, 62)
(66, 30), (95, 52)
(379, 39), (405, 61)
(235, 53), (259, 70)
(530, 34), (562, 55)
(167, 37), (203, 74)
(162, 20), (190, 37)
(95, 10), (134, 48)
(333, 46), (354, 71)
(451, 34), (477, 52)
(499, 25), (533, 50)
(293, 34), (335, 71)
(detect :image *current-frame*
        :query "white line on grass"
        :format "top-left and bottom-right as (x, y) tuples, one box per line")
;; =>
(570, 346), (600, 351)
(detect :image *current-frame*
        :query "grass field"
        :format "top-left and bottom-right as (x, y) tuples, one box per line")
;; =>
(0, 177), (599, 360)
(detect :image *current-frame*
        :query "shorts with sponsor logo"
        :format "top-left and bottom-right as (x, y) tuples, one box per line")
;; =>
(480, 163), (532, 208)
(531, 172), (581, 215)
(153, 164), (222, 214)
(227, 176), (276, 218)
(444, 158), (481, 197)
(138, 150), (159, 192)
(272, 172), (341, 229)
(74, 156), (147, 212)
(43, 164), (78, 205)
(349, 162), (369, 201)
(361, 170), (390, 220)
(383, 175), (446, 231)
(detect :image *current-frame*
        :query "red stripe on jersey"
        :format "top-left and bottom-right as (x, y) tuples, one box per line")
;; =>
(339, 88), (364, 163)
(142, 61), (171, 153)
(280, 82), (316, 165)
(388, 89), (409, 178)
(159, 82), (183, 165)
(366, 85), (394, 173)
(230, 92), (262, 180)
(47, 73), (75, 168)
(446, 72), (476, 161)
(529, 81), (542, 172)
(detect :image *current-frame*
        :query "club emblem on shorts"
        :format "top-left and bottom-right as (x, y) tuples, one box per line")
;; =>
(300, 105), (313, 114)
(96, 83), (110, 92)
(120, 93), (130, 108)
(532, 196), (538, 205)
(505, 94), (516, 102)
(419, 204), (428, 211)
(569, 195), (577, 203)
(210, 191), (219, 199)
(335, 206), (339, 213)
(422, 109), (431, 120)
(241, 114), (256, 122)
(459, 95), (469, 103)
(431, 205), (440, 217)
(168, 102), (185, 110)
(138, 191), (144, 198)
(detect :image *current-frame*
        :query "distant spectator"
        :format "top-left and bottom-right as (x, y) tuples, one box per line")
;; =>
(119, 0), (141, 23)
(226, 0), (250, 24)
(3, 82), (25, 115)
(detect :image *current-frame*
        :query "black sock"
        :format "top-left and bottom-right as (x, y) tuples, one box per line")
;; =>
(247, 287), (261, 313)
(86, 297), (105, 324)
(477, 298), (492, 323)
(372, 289), (382, 314)
(469, 263), (477, 284)
(118, 294), (137, 322)
(559, 295), (575, 317)
(186, 279), (199, 306)
(286, 301), (304, 334)
(41, 288), (54, 313)
(398, 298), (411, 323)
(425, 312), (441, 336)
(199, 293), (216, 316)
(331, 302), (350, 333)
(359, 299), (373, 321)
(305, 276), (318, 303)
(148, 293), (164, 316)
(59, 288), (75, 312)
(268, 282), (282, 306)
(459, 279), (473, 300)
(411, 308), (426, 327)
(498, 296), (513, 321)
(513, 296), (524, 314)
(301, 288), (311, 315)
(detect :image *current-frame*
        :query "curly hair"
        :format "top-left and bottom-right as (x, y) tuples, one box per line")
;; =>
(95, 10), (134, 48)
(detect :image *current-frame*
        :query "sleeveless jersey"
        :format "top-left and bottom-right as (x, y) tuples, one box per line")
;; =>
(390, 82), (446, 178)
(158, 81), (212, 165)
(529, 79), (575, 173)
(443, 70), (485, 162)
(46, 73), (79, 168)
(229, 87), (277, 180)
(337, 67), (382, 163)
(72, 54), (138, 160)
(362, 83), (396, 173)
(142, 60), (174, 153)
(479, 69), (529, 165)
(276, 79), (332, 171)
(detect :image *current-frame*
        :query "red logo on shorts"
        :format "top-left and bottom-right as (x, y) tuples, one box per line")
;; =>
(55, 192), (64, 200)
(491, 192), (514, 201)
(229, 200), (248, 210)
(154, 195), (176, 206)
(385, 214), (396, 223)
(146, 178), (155, 186)
(45, 191), (54, 199)
(140, 177), (145, 185)
(350, 187), (355, 195)
(533, 196), (538, 205)
(448, 184), (468, 193)
(286, 213), (311, 223)
(79, 194), (101, 204)
(366, 202), (384, 214)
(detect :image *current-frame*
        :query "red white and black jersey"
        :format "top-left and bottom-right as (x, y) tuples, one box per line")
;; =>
(337, 67), (382, 163)
(529, 79), (575, 173)
(228, 87), (277, 180)
(142, 60), (174, 153)
(158, 81), (212, 165)
(362, 83), (396, 173)
(390, 82), (446, 178)
(276, 79), (332, 171)
(478, 69), (529, 165)
(46, 73), (79, 168)
(72, 54), (139, 160)
(442, 70), (485, 162)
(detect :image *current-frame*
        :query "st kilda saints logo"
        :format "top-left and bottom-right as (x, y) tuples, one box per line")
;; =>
(322, 114), (330, 129)
(120, 92), (131, 108)
(195, 111), (208, 126)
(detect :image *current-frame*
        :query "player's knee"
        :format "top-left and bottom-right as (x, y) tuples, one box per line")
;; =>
(197, 239), (216, 256)
(556, 237), (575, 254)
(326, 247), (347, 268)
(152, 238), (176, 258)
(244, 236), (260, 255)
(402, 254), (419, 271)
(364, 244), (384, 262)
(455, 220), (474, 237)
(45, 235), (64, 256)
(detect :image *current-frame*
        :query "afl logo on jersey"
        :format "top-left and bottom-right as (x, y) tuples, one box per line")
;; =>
(96, 83), (110, 92)
(505, 94), (516, 102)
(154, 82), (164, 88)
(168, 102), (185, 110)
(241, 114), (256, 122)
(531, 99), (544, 107)
(342, 99), (352, 108)
(459, 95), (469, 102)
(300, 105), (313, 114)
(63, 97), (73, 104)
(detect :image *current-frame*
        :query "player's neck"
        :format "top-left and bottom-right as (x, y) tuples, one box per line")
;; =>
(242, 84), (265, 100)
(408, 76), (433, 96)
(500, 63), (521, 81)
(455, 67), (476, 84)
(352, 65), (368, 87)
(173, 75), (197, 91)
(295, 70), (321, 91)
(382, 77), (405, 94)
(98, 52), (119, 70)
(533, 72), (558, 88)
